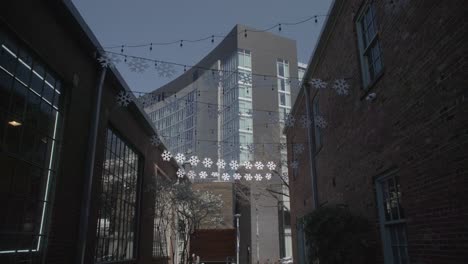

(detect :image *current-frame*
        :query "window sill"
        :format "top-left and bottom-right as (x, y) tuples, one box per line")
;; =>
(360, 70), (385, 100)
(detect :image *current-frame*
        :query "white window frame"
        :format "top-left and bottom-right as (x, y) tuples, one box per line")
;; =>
(356, 1), (383, 88)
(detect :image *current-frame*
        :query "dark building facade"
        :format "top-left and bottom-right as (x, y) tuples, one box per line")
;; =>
(1, 1), (179, 264)
(286, 0), (468, 263)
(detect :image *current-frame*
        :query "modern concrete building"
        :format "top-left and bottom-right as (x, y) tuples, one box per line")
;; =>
(144, 25), (299, 263)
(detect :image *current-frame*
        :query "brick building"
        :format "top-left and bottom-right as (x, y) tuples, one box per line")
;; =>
(1, 1), (179, 264)
(286, 0), (468, 263)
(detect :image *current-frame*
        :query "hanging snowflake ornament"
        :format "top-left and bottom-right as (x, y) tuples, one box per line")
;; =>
(332, 79), (350, 96)
(97, 52), (121, 68)
(222, 173), (230, 181)
(156, 62), (177, 78)
(266, 161), (277, 171)
(216, 159), (226, 169)
(366, 92), (377, 101)
(115, 91), (133, 107)
(293, 144), (305, 155)
(233, 173), (242, 180)
(187, 170), (196, 180)
(202, 158), (213, 168)
(188, 156), (200, 167)
(150, 135), (162, 147)
(211, 172), (220, 178)
(176, 168), (185, 178)
(126, 57), (149, 73)
(247, 144), (255, 154)
(199, 171), (208, 179)
(229, 160), (239, 170)
(242, 161), (253, 170)
(265, 173), (272, 180)
(314, 115), (328, 129)
(254, 161), (264, 170)
(310, 78), (328, 89)
(299, 115), (312, 128)
(244, 173), (253, 181)
(284, 114), (296, 128)
(238, 71), (252, 84)
(281, 172), (289, 183)
(290, 160), (300, 169)
(161, 150), (172, 161)
(254, 174), (263, 181)
(175, 153), (186, 164)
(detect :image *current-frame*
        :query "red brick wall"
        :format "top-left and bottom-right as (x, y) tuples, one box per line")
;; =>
(287, 0), (468, 263)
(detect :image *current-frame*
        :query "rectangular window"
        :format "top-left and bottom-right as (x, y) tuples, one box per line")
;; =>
(356, 1), (383, 87)
(95, 128), (141, 263)
(0, 29), (63, 255)
(375, 171), (409, 264)
(238, 49), (251, 69)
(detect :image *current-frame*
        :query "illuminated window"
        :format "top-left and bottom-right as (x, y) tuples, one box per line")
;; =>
(0, 29), (63, 255)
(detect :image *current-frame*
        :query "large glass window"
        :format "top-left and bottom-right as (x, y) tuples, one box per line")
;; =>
(356, 2), (383, 87)
(95, 128), (140, 263)
(238, 49), (251, 69)
(0, 29), (63, 255)
(376, 172), (409, 264)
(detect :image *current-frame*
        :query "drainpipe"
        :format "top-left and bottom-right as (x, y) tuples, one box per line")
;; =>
(303, 84), (319, 209)
(76, 66), (107, 264)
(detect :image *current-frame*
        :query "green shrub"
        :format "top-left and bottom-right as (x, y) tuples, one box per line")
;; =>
(303, 206), (372, 264)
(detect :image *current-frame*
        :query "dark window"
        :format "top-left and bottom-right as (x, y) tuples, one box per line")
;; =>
(0, 29), (63, 255)
(95, 129), (140, 263)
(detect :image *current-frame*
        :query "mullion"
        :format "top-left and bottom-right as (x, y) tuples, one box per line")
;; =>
(115, 138), (125, 259)
(122, 149), (130, 260)
(109, 132), (119, 261)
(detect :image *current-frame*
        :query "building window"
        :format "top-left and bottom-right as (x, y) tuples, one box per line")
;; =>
(95, 128), (141, 263)
(0, 29), (63, 255)
(375, 171), (409, 264)
(356, 1), (383, 87)
(238, 49), (251, 69)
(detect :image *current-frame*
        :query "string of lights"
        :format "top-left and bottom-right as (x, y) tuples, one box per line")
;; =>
(103, 14), (329, 50)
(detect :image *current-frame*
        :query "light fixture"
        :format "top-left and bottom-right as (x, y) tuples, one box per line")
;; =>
(8, 120), (22, 127)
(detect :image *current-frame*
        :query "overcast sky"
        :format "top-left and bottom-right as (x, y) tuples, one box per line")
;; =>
(72, 0), (333, 93)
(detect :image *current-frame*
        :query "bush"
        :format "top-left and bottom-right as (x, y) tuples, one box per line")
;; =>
(303, 206), (372, 264)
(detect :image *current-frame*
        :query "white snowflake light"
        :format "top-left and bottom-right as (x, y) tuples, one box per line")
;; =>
(247, 144), (255, 153)
(254, 174), (263, 181)
(156, 62), (177, 78)
(150, 135), (161, 147)
(222, 173), (230, 181)
(266, 161), (277, 171)
(265, 173), (272, 180)
(238, 72), (252, 84)
(175, 153), (186, 164)
(315, 115), (328, 129)
(299, 115), (312, 128)
(187, 170), (196, 179)
(233, 173), (242, 180)
(211, 172), (220, 178)
(281, 172), (289, 183)
(244, 173), (253, 181)
(202, 158), (213, 168)
(176, 168), (185, 178)
(97, 52), (121, 68)
(254, 161), (264, 170)
(290, 160), (299, 169)
(115, 91), (133, 107)
(199, 171), (208, 179)
(216, 159), (226, 169)
(293, 144), (305, 155)
(284, 114), (296, 128)
(188, 156), (200, 166)
(161, 150), (172, 161)
(242, 161), (253, 170)
(127, 57), (149, 73)
(310, 79), (327, 89)
(332, 79), (350, 96)
(366, 92), (377, 101)
(229, 160), (239, 170)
